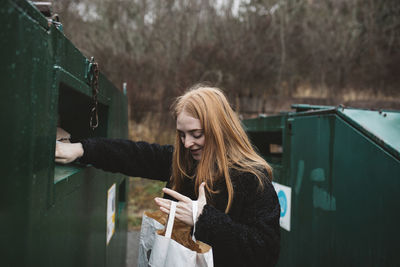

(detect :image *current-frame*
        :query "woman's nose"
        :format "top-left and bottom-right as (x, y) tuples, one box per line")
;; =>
(184, 136), (194, 148)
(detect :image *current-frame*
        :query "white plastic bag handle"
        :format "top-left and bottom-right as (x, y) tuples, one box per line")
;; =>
(191, 201), (198, 241)
(165, 200), (198, 241)
(165, 201), (177, 238)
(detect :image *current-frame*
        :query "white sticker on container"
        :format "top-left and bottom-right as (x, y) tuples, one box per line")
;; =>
(107, 183), (116, 245)
(272, 182), (292, 231)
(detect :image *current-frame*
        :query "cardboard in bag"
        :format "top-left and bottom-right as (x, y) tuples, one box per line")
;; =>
(144, 210), (211, 253)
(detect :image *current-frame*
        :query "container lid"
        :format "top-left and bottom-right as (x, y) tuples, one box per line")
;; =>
(243, 114), (287, 132)
(338, 108), (400, 159)
(244, 104), (400, 159)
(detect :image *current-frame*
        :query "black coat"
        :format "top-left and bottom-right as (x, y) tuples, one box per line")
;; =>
(80, 138), (281, 267)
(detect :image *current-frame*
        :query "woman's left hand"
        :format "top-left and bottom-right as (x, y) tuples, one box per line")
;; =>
(154, 182), (207, 226)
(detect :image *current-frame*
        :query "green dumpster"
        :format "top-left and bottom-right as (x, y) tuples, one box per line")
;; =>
(243, 104), (400, 266)
(1, 1), (128, 266)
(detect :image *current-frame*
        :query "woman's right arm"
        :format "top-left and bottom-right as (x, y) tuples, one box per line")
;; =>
(55, 138), (173, 181)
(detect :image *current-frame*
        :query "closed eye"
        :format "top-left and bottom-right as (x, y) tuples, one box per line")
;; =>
(193, 132), (203, 139)
(177, 130), (203, 139)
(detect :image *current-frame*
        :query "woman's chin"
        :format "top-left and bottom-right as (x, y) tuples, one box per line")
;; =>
(191, 153), (202, 161)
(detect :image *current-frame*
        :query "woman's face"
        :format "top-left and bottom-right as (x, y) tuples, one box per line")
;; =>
(176, 111), (205, 161)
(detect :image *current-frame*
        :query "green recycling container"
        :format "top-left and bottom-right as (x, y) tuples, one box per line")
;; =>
(243, 104), (400, 266)
(1, 1), (128, 266)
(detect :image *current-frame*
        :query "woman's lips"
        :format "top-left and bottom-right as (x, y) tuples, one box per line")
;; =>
(190, 148), (202, 154)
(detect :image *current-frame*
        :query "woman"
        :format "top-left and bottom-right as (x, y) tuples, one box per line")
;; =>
(56, 85), (280, 266)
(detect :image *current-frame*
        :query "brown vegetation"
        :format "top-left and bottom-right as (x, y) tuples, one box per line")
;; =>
(52, 0), (400, 228)
(54, 0), (400, 122)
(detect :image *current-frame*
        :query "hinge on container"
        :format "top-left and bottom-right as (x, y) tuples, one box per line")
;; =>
(49, 14), (63, 32)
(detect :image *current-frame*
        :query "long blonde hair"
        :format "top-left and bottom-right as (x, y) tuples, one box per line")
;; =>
(171, 84), (272, 213)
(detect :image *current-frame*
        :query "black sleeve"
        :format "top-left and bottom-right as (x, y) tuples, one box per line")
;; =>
(79, 137), (173, 181)
(194, 173), (281, 267)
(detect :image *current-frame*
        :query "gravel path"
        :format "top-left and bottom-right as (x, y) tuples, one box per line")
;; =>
(126, 230), (140, 267)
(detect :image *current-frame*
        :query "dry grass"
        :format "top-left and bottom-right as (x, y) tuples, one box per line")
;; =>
(127, 177), (166, 230)
(129, 113), (175, 145)
(292, 83), (331, 98)
(292, 83), (400, 102)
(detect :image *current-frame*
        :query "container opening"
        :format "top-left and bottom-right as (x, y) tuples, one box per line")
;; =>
(57, 82), (108, 140)
(248, 131), (283, 162)
(54, 82), (109, 183)
(248, 131), (283, 179)
(270, 144), (283, 154)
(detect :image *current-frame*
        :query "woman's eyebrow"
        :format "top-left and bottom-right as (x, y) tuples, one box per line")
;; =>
(188, 129), (203, 133)
(176, 129), (202, 133)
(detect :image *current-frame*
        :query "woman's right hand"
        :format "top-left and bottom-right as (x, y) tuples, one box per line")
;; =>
(55, 142), (84, 164)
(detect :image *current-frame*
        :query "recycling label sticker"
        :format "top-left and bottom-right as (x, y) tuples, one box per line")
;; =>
(107, 183), (116, 245)
(272, 182), (292, 231)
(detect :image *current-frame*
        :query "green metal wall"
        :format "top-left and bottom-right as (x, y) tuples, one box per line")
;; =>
(1, 1), (128, 266)
(244, 108), (400, 266)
